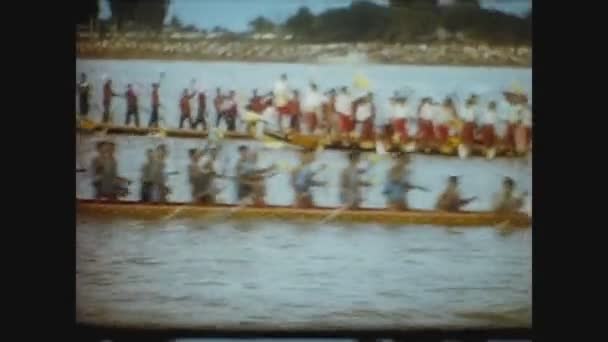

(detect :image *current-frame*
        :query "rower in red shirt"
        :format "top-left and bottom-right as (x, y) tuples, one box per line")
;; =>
(179, 88), (197, 129)
(125, 84), (140, 127)
(214, 88), (224, 128)
(352, 92), (376, 142)
(148, 83), (161, 128)
(192, 89), (207, 130)
(102, 78), (118, 123)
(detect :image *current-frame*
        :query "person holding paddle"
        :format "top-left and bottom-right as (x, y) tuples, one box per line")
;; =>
(435, 176), (477, 212)
(493, 176), (527, 213)
(335, 87), (354, 143)
(291, 149), (327, 208)
(149, 144), (171, 202)
(301, 82), (325, 135)
(383, 152), (428, 210)
(196, 146), (224, 204)
(124, 84), (140, 127)
(148, 83), (161, 128)
(352, 92), (376, 143)
(140, 148), (155, 202)
(192, 88), (208, 130)
(340, 150), (372, 209)
(77, 73), (91, 118)
(235, 146), (276, 206)
(102, 78), (119, 123)
(91, 141), (130, 200)
(179, 88), (197, 129)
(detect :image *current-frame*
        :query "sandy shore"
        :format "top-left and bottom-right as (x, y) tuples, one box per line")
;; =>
(77, 38), (531, 67)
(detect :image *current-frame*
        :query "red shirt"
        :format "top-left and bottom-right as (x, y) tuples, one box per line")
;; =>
(198, 93), (206, 111)
(180, 96), (191, 116)
(151, 88), (160, 107)
(103, 82), (114, 106)
(249, 96), (265, 112)
(126, 89), (137, 109)
(214, 95), (223, 112)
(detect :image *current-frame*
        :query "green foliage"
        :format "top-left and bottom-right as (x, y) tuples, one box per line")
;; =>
(283, 0), (529, 45)
(249, 16), (276, 33)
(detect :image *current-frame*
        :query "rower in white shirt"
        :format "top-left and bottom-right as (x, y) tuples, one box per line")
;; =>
(390, 94), (412, 144)
(417, 97), (436, 144)
(301, 83), (326, 134)
(335, 87), (354, 140)
(434, 98), (457, 145)
(456, 94), (480, 158)
(515, 103), (532, 153)
(501, 91), (525, 150)
(480, 101), (499, 149)
(273, 74), (291, 107)
(352, 92), (376, 142)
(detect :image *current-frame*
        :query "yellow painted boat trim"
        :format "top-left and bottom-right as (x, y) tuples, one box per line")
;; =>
(77, 200), (531, 228)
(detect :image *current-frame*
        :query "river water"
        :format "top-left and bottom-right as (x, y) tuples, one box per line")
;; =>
(76, 60), (531, 330)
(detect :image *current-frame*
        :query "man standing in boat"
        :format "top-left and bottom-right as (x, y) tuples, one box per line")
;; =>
(291, 149), (327, 208)
(457, 94), (479, 155)
(435, 176), (477, 212)
(390, 94), (412, 145)
(480, 101), (499, 152)
(335, 87), (354, 143)
(91, 141), (130, 200)
(192, 88), (208, 130)
(179, 88), (197, 129)
(433, 98), (454, 148)
(235, 146), (276, 206)
(102, 78), (119, 123)
(301, 83), (325, 134)
(382, 152), (429, 210)
(493, 177), (527, 213)
(197, 146), (223, 204)
(274, 74), (293, 120)
(354, 92), (377, 144)
(340, 151), (372, 209)
(214, 88), (224, 128)
(501, 91), (526, 151)
(148, 83), (161, 128)
(140, 148), (155, 202)
(188, 148), (208, 203)
(77, 73), (91, 118)
(124, 84), (140, 127)
(219, 90), (238, 131)
(416, 97), (436, 148)
(149, 144), (170, 202)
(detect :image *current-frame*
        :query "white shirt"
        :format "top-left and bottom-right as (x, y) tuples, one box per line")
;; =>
(460, 105), (478, 123)
(220, 98), (236, 111)
(355, 102), (373, 121)
(521, 105), (532, 127)
(505, 104), (522, 124)
(419, 103), (436, 121)
(335, 94), (352, 115)
(301, 89), (324, 113)
(273, 80), (291, 106)
(391, 102), (411, 119)
(481, 109), (498, 125)
(434, 106), (453, 125)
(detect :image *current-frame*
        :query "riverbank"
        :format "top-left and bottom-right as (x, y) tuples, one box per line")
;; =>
(77, 38), (531, 67)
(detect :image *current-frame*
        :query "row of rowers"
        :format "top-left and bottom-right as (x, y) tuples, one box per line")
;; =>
(89, 141), (527, 213)
(78, 73), (532, 148)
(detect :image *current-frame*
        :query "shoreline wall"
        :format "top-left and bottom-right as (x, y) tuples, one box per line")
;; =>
(77, 38), (531, 68)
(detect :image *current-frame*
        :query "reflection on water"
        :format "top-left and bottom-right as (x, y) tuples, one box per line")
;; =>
(76, 217), (531, 328)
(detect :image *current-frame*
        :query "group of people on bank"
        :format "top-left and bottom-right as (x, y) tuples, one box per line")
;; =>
(77, 72), (532, 151)
(87, 140), (527, 214)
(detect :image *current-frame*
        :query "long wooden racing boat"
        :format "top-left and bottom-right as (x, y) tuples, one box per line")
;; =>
(76, 121), (529, 158)
(77, 199), (531, 228)
(77, 122), (254, 140)
(263, 130), (529, 158)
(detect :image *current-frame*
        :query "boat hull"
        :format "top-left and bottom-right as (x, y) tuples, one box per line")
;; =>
(76, 121), (528, 158)
(76, 200), (531, 228)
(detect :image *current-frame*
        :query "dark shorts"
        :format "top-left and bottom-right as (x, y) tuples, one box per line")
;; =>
(237, 183), (252, 200)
